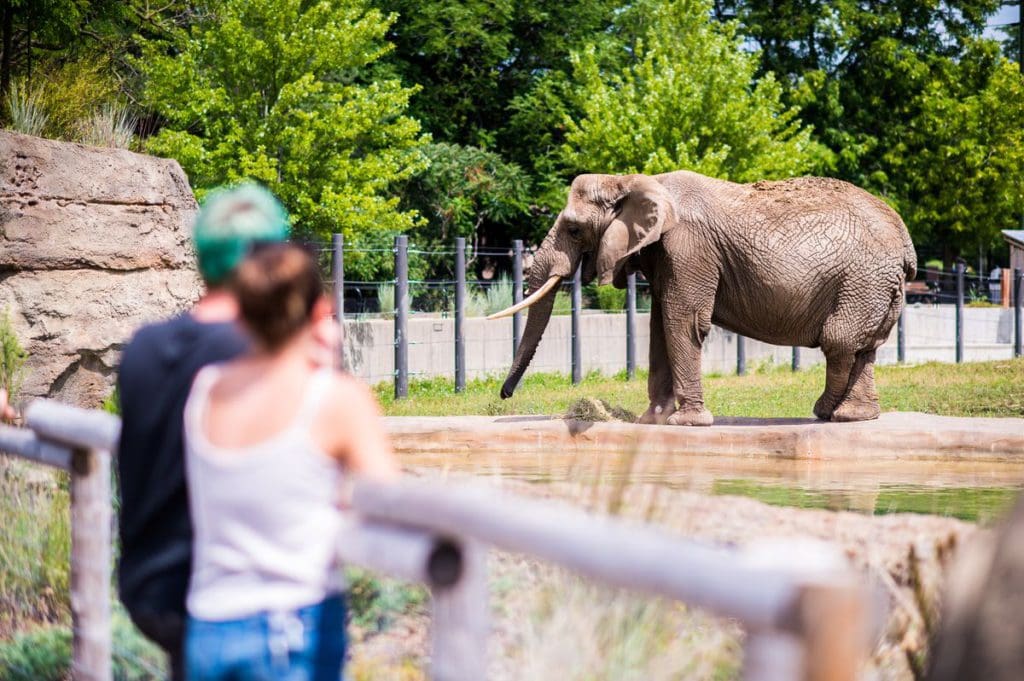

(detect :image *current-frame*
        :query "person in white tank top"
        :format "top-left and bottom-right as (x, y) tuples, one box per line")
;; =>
(182, 242), (398, 681)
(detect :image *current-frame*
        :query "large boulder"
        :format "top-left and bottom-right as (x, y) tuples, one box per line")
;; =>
(0, 131), (201, 407)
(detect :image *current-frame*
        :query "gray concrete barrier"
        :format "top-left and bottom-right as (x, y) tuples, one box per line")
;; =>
(342, 306), (1017, 386)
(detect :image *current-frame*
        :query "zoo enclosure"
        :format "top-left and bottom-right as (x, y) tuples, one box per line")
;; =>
(318, 236), (1024, 398)
(1, 399), (877, 681)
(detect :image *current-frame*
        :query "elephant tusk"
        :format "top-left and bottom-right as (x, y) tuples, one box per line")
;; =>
(487, 276), (561, 320)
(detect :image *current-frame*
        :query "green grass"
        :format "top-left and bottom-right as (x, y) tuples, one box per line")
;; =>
(377, 358), (1024, 419)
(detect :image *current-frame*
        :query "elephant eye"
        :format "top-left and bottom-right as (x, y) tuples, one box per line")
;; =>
(566, 224), (581, 238)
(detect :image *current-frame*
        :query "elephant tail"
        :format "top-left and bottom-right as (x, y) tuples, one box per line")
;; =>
(901, 233), (918, 281)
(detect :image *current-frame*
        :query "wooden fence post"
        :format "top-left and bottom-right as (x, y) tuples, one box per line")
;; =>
(70, 447), (112, 681)
(430, 539), (488, 681)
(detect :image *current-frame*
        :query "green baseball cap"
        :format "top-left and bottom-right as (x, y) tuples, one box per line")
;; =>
(192, 183), (291, 286)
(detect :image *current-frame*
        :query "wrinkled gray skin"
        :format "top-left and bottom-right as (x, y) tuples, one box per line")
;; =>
(500, 171), (917, 425)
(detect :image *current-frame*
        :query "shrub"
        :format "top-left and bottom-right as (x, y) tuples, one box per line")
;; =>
(0, 308), (27, 405)
(0, 608), (166, 681)
(596, 285), (626, 312)
(80, 103), (137, 150)
(377, 283), (395, 318)
(37, 59), (120, 142)
(5, 80), (48, 137)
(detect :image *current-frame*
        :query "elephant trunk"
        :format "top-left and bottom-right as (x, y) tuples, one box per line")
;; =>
(499, 235), (577, 398)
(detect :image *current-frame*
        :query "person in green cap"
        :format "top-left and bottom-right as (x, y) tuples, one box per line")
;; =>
(116, 184), (290, 681)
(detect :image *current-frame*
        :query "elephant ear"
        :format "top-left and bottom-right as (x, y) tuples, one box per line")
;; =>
(596, 177), (675, 288)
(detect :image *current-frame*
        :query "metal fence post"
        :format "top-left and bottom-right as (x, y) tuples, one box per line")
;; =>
(395, 235), (409, 399)
(572, 265), (582, 385)
(455, 238), (466, 393)
(737, 335), (746, 376)
(70, 448), (112, 681)
(897, 308), (906, 364)
(626, 273), (637, 380)
(1015, 267), (1022, 358)
(513, 240), (524, 355)
(955, 262), (964, 364)
(791, 346), (800, 372)
(332, 233), (345, 371)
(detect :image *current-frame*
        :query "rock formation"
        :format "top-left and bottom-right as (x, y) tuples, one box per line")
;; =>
(0, 130), (201, 407)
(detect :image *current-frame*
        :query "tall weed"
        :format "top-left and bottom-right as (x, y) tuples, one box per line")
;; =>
(5, 81), (48, 136)
(81, 103), (137, 149)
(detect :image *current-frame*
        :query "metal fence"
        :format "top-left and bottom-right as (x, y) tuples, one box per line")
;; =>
(2, 399), (877, 681)
(317, 236), (1024, 397)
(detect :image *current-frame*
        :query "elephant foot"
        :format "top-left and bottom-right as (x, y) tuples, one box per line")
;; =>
(813, 395), (837, 421)
(830, 399), (880, 423)
(638, 399), (675, 425)
(666, 407), (714, 427)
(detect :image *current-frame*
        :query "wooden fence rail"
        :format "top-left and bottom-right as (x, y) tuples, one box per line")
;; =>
(2, 399), (878, 681)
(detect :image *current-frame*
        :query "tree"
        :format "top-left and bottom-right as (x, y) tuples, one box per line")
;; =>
(398, 142), (531, 278)
(138, 0), (427, 279)
(885, 52), (1024, 264)
(555, 0), (825, 182)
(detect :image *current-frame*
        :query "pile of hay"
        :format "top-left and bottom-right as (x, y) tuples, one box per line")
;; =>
(563, 397), (636, 423)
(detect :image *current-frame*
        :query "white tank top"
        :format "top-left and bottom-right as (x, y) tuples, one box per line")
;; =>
(183, 365), (344, 621)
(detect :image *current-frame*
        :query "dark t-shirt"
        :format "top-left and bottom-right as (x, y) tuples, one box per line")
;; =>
(116, 312), (247, 617)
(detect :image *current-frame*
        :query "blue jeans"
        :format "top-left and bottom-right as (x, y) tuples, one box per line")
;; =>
(185, 594), (346, 681)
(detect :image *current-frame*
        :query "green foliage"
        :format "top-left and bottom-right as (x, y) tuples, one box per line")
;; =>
(555, 0), (826, 180)
(81, 102), (137, 149)
(595, 285), (626, 312)
(400, 143), (532, 278)
(0, 462), (70, 636)
(0, 608), (167, 681)
(37, 58), (123, 141)
(346, 566), (426, 630)
(138, 0), (427, 279)
(377, 283), (395, 318)
(5, 80), (48, 136)
(0, 309), (27, 403)
(465, 276), (515, 317)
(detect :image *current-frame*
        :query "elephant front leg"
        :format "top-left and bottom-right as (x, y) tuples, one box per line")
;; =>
(639, 297), (676, 424)
(662, 305), (713, 427)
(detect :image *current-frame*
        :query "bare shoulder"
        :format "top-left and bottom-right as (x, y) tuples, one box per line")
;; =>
(322, 372), (383, 418)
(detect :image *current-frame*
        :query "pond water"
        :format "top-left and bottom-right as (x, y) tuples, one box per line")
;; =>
(400, 450), (1024, 524)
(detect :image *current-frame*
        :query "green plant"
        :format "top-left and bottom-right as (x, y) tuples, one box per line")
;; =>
(37, 59), (121, 141)
(636, 292), (652, 312)
(0, 308), (27, 404)
(81, 103), (137, 149)
(0, 607), (166, 681)
(552, 290), (573, 315)
(595, 285), (626, 311)
(5, 80), (48, 136)
(346, 567), (427, 630)
(377, 283), (395, 318)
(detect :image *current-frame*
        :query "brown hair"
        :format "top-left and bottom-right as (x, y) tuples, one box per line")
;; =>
(230, 243), (323, 350)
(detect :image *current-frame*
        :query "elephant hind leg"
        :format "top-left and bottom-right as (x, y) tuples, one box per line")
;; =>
(831, 349), (881, 422)
(814, 349), (855, 420)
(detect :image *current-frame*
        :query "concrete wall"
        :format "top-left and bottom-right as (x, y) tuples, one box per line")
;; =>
(342, 305), (1018, 386)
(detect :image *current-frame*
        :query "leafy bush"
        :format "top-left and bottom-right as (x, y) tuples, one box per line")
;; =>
(346, 567), (426, 630)
(37, 59), (121, 141)
(595, 285), (626, 311)
(0, 308), (27, 404)
(5, 80), (48, 136)
(0, 609), (166, 681)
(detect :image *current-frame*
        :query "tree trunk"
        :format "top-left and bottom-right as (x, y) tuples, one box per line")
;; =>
(1, 0), (13, 101)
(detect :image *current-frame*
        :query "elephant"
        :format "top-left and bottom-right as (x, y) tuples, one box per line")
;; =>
(488, 171), (917, 425)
